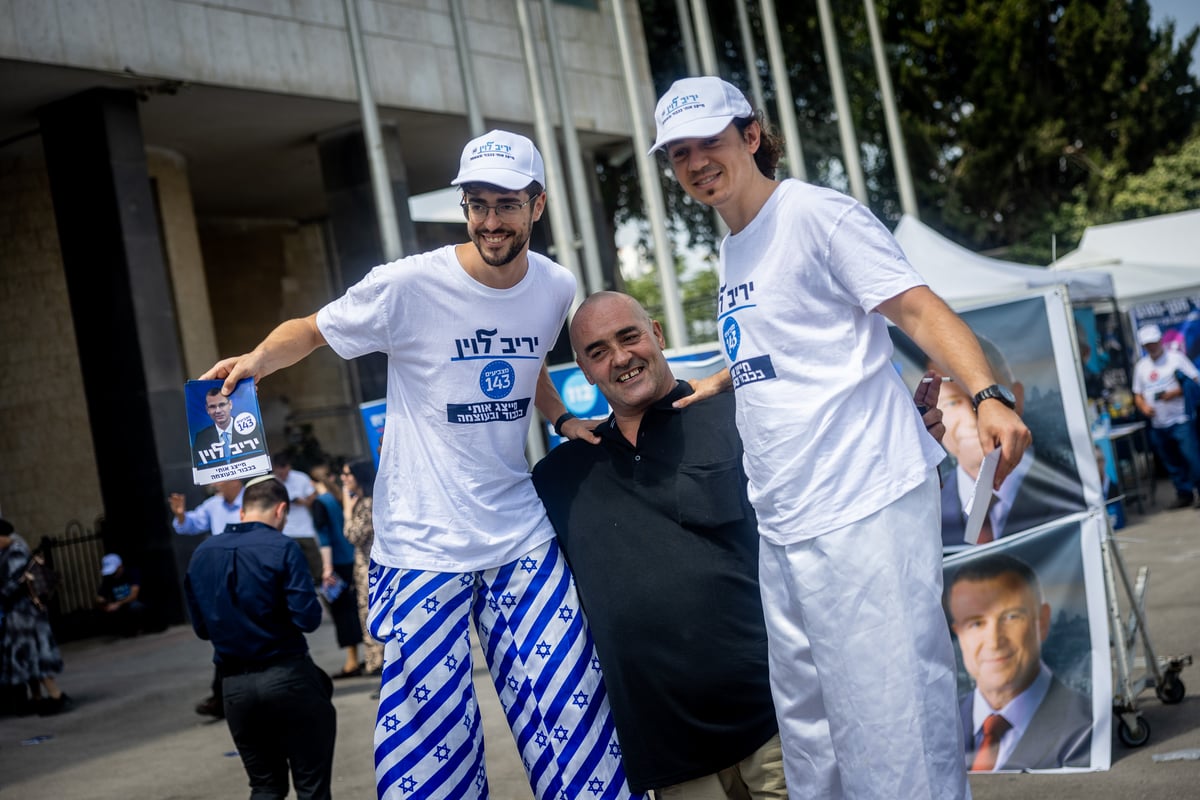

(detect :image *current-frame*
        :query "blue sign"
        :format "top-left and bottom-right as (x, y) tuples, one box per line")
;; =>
(544, 346), (725, 448)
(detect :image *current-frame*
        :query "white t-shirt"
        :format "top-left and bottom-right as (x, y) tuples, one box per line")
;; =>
(280, 469), (317, 539)
(316, 245), (574, 571)
(718, 179), (945, 542)
(1132, 347), (1200, 428)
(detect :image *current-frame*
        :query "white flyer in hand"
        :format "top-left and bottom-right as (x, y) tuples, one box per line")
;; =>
(963, 448), (1002, 545)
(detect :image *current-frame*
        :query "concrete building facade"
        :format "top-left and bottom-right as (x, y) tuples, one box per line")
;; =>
(0, 0), (656, 622)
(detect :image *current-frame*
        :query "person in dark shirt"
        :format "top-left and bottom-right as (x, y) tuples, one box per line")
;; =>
(532, 291), (780, 796)
(95, 553), (146, 637)
(532, 292), (945, 797)
(185, 475), (336, 800)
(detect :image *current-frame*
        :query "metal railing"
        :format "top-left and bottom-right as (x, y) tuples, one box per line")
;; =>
(39, 520), (106, 617)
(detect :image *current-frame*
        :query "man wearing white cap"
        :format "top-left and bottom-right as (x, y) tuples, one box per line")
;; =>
(95, 553), (146, 637)
(648, 76), (1032, 799)
(1132, 323), (1200, 507)
(199, 131), (640, 800)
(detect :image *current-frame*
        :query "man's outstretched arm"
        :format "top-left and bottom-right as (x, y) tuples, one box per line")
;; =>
(201, 313), (327, 394)
(878, 286), (1031, 487)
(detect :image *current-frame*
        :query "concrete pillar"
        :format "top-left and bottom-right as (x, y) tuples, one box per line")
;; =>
(38, 88), (189, 624)
(146, 147), (220, 378)
(317, 124), (419, 404)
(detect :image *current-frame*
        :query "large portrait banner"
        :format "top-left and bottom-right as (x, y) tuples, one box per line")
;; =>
(889, 289), (1104, 550)
(943, 512), (1112, 773)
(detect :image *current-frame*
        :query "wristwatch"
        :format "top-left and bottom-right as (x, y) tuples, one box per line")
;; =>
(972, 384), (1016, 411)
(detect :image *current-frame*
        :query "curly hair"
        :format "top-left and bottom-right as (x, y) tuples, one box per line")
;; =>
(733, 111), (784, 179)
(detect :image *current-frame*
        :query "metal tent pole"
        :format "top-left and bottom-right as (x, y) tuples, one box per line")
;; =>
(341, 0), (403, 261)
(758, 0), (806, 180)
(611, 0), (688, 347)
(815, 0), (868, 201)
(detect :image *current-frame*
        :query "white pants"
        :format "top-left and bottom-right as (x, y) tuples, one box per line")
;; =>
(758, 472), (970, 800)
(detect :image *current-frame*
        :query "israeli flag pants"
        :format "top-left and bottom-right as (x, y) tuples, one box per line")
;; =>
(367, 538), (646, 800)
(757, 471), (971, 800)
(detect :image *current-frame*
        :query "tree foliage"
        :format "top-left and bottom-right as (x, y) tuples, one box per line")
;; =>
(608, 0), (1200, 265)
(622, 252), (721, 346)
(883, 0), (1199, 256)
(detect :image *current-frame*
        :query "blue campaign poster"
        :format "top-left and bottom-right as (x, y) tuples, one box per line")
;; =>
(359, 399), (386, 468)
(184, 377), (272, 485)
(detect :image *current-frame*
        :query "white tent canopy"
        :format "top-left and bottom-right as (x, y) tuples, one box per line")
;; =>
(1049, 209), (1200, 308)
(894, 215), (1115, 307)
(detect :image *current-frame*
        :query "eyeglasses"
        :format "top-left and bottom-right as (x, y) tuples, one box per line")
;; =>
(460, 198), (535, 222)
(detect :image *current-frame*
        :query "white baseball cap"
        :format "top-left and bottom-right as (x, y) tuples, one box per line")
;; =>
(101, 553), (122, 576)
(451, 130), (545, 191)
(1137, 324), (1163, 345)
(648, 76), (754, 155)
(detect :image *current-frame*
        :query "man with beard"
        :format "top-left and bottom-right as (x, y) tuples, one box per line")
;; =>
(199, 131), (643, 800)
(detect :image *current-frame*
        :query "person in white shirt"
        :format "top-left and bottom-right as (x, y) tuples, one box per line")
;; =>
(198, 130), (642, 800)
(270, 451), (318, 540)
(1131, 324), (1200, 508)
(269, 452), (323, 583)
(649, 76), (1031, 799)
(945, 552), (1091, 771)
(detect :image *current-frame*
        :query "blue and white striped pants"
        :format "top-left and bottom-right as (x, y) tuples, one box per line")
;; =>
(367, 538), (645, 800)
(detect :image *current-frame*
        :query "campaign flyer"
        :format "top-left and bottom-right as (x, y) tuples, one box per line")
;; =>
(185, 378), (271, 486)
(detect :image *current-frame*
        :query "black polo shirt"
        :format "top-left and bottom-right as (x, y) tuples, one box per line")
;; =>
(532, 381), (776, 792)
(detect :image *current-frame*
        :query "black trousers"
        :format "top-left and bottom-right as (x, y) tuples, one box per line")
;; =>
(328, 562), (364, 649)
(222, 655), (336, 800)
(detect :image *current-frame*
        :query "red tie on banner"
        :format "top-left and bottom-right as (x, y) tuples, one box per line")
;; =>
(971, 713), (1012, 771)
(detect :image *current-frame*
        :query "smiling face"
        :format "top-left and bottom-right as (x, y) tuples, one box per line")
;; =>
(665, 121), (760, 210)
(572, 293), (675, 421)
(463, 186), (544, 269)
(949, 572), (1051, 709)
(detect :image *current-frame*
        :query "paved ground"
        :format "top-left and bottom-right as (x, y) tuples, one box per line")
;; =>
(1, 500), (1197, 799)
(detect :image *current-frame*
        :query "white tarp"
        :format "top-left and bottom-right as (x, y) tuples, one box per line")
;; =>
(1049, 209), (1200, 307)
(895, 216), (1115, 307)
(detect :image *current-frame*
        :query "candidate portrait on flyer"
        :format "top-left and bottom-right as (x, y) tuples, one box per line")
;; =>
(185, 378), (271, 485)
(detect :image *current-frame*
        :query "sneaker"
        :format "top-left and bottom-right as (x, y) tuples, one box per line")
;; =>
(195, 696), (224, 719)
(332, 665), (364, 679)
(36, 694), (74, 716)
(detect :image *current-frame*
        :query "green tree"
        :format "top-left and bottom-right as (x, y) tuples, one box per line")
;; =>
(611, 0), (1199, 261)
(1111, 131), (1200, 217)
(1010, 129), (1200, 262)
(622, 248), (721, 346)
(881, 0), (1198, 252)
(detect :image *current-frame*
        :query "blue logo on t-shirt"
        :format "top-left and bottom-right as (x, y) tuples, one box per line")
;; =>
(480, 360), (515, 399)
(723, 317), (741, 361)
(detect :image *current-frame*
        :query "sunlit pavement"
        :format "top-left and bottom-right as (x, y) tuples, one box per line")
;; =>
(1, 500), (1196, 799)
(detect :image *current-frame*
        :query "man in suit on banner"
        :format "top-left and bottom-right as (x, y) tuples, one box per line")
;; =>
(936, 336), (1085, 546)
(945, 552), (1091, 771)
